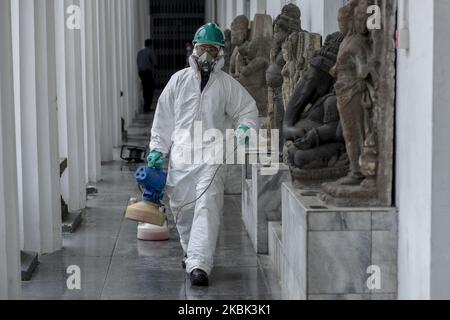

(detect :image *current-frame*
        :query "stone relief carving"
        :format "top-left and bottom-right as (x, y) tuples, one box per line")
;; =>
(282, 32), (349, 188)
(281, 31), (322, 114)
(229, 15), (250, 78)
(223, 29), (234, 73)
(265, 4), (302, 143)
(321, 0), (396, 207)
(234, 14), (273, 117)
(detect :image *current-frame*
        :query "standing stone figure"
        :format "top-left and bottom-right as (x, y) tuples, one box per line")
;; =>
(229, 15), (250, 78)
(330, 0), (375, 186)
(321, 0), (394, 207)
(223, 29), (234, 73)
(266, 3), (302, 146)
(234, 14), (273, 117)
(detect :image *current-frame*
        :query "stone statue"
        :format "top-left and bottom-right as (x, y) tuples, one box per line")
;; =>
(321, 0), (396, 206)
(281, 31), (322, 112)
(234, 14), (273, 116)
(282, 32), (348, 187)
(266, 3), (302, 147)
(223, 29), (234, 73)
(229, 15), (250, 78)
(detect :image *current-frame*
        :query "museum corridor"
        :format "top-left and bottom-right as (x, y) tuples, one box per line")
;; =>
(2, 0), (450, 301)
(19, 112), (281, 300)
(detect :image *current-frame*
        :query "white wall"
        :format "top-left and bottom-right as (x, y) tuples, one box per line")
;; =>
(0, 0), (21, 299)
(397, 0), (450, 300)
(429, 0), (450, 300)
(396, 0), (434, 300)
(216, 0), (343, 36)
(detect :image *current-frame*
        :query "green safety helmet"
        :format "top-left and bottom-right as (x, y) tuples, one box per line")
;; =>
(193, 23), (225, 47)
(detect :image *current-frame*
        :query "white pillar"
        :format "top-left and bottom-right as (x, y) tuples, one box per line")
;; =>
(205, 0), (217, 22)
(266, 0), (284, 19)
(81, 0), (102, 182)
(15, 0), (62, 254)
(0, 0), (21, 299)
(235, 0), (246, 16)
(55, 0), (87, 211)
(98, 0), (114, 162)
(250, 0), (267, 18)
(291, 0), (344, 36)
(118, 0), (129, 130)
(113, 0), (122, 147)
(133, 0), (144, 114)
(125, 0), (135, 125)
(115, 0), (126, 134)
(106, 0), (121, 148)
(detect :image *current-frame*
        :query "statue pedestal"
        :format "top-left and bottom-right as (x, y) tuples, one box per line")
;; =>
(224, 165), (242, 195)
(241, 162), (291, 254)
(276, 182), (397, 300)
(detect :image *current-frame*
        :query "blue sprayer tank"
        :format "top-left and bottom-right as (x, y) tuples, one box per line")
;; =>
(134, 166), (167, 204)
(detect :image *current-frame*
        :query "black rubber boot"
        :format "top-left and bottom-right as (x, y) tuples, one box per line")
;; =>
(190, 269), (209, 287)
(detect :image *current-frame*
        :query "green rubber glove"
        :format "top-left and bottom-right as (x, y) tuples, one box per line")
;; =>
(235, 124), (251, 145)
(147, 151), (165, 169)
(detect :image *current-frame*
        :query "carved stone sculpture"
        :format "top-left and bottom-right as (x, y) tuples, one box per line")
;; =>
(266, 3), (302, 148)
(321, 0), (397, 207)
(229, 15), (250, 78)
(281, 31), (322, 112)
(234, 14), (273, 116)
(282, 32), (348, 187)
(223, 29), (234, 73)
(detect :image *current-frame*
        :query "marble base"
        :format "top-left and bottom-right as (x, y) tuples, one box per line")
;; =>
(62, 211), (83, 233)
(21, 251), (39, 281)
(268, 221), (282, 281)
(241, 163), (291, 253)
(224, 165), (242, 195)
(279, 182), (397, 300)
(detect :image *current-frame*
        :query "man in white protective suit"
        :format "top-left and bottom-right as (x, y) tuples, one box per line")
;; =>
(148, 23), (259, 286)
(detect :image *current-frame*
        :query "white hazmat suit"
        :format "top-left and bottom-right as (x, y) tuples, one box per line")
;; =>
(149, 55), (259, 275)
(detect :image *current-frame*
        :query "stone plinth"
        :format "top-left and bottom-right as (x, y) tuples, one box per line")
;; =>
(241, 163), (291, 253)
(279, 182), (397, 300)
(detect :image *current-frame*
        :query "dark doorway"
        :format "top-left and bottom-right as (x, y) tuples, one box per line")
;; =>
(150, 0), (205, 88)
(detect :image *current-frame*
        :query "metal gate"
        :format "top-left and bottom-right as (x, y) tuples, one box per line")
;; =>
(150, 0), (205, 88)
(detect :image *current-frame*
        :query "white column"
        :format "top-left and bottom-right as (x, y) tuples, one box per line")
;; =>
(125, 0), (135, 125)
(106, 0), (121, 148)
(290, 0), (344, 36)
(15, 0), (62, 254)
(55, 0), (87, 211)
(81, 0), (102, 182)
(140, 0), (150, 44)
(133, 0), (143, 114)
(115, 0), (126, 134)
(250, 0), (267, 18)
(118, 0), (128, 130)
(0, 0), (21, 299)
(98, 0), (114, 162)
(266, 0), (284, 19)
(10, 0), (24, 247)
(236, 0), (246, 16)
(205, 0), (217, 22)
